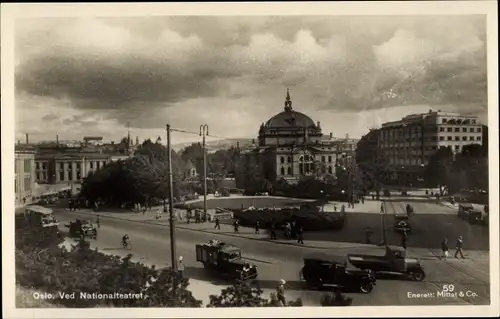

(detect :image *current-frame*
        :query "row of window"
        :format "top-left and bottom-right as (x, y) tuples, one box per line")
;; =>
(57, 171), (82, 182)
(382, 135), (481, 148)
(440, 127), (481, 133)
(279, 155), (336, 164)
(442, 118), (477, 125)
(440, 136), (481, 142)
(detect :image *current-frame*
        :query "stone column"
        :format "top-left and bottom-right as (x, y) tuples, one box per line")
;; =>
(72, 161), (77, 181)
(64, 162), (69, 181)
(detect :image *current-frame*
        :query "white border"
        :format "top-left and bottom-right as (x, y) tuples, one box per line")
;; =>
(2, 2), (499, 318)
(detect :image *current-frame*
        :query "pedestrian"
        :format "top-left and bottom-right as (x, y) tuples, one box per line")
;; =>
(365, 226), (373, 244)
(276, 279), (287, 306)
(341, 204), (345, 213)
(372, 194), (375, 200)
(454, 236), (465, 259)
(401, 230), (408, 250)
(233, 219), (239, 233)
(333, 204), (338, 212)
(255, 221), (260, 234)
(297, 226), (304, 244)
(186, 208), (191, 224)
(177, 256), (185, 277)
(96, 215), (100, 228)
(441, 238), (449, 260)
(380, 202), (384, 213)
(270, 222), (277, 240)
(284, 222), (291, 239)
(214, 217), (221, 230)
(361, 196), (365, 204)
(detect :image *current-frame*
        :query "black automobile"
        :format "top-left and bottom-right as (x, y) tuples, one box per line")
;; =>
(299, 253), (376, 293)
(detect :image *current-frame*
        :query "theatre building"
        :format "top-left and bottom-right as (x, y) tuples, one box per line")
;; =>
(237, 90), (356, 187)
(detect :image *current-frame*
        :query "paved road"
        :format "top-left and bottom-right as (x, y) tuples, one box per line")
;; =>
(52, 202), (490, 306)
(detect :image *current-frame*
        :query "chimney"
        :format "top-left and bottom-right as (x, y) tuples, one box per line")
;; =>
(17, 140), (21, 145)
(317, 121), (321, 128)
(25, 133), (29, 144)
(329, 132), (333, 139)
(56, 134), (59, 145)
(236, 141), (240, 150)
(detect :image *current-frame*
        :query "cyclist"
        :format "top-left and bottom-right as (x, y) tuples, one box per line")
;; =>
(122, 234), (130, 248)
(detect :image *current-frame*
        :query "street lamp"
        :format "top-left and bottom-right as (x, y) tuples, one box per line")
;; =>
(320, 189), (324, 212)
(199, 125), (209, 218)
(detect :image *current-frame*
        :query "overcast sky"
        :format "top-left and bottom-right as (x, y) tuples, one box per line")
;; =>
(15, 15), (487, 144)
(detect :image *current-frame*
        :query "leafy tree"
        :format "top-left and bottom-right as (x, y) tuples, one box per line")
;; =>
(452, 143), (488, 192)
(424, 146), (454, 195)
(355, 129), (394, 199)
(207, 281), (302, 307)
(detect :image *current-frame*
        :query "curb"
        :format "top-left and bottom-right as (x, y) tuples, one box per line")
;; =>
(77, 210), (374, 251)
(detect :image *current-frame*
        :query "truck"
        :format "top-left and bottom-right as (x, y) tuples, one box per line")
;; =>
(347, 245), (425, 281)
(195, 240), (258, 281)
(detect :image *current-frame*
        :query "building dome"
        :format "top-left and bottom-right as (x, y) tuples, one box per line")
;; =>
(265, 110), (315, 128)
(263, 88), (316, 128)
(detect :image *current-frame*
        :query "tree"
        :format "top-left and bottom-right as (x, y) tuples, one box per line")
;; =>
(355, 129), (394, 199)
(207, 281), (302, 307)
(453, 143), (488, 192)
(424, 146), (454, 195)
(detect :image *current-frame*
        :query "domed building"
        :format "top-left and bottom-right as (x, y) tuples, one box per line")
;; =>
(237, 89), (357, 187)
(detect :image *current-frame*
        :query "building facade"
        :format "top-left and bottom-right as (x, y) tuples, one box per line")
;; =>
(379, 110), (483, 181)
(35, 151), (112, 184)
(237, 90), (356, 187)
(15, 146), (36, 206)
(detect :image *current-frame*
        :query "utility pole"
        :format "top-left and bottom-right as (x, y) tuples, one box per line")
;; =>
(200, 125), (209, 217)
(166, 124), (177, 272)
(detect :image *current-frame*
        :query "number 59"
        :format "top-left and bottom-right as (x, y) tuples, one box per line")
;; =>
(443, 284), (455, 292)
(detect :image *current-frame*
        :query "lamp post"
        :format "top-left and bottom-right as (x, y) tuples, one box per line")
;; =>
(199, 125), (209, 217)
(320, 189), (324, 212)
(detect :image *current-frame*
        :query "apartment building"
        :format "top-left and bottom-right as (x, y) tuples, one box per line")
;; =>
(379, 110), (483, 181)
(15, 146), (36, 206)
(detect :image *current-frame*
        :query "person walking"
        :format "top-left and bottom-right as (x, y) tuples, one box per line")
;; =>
(233, 219), (239, 233)
(401, 230), (408, 250)
(297, 226), (304, 244)
(270, 222), (277, 240)
(276, 279), (287, 307)
(454, 236), (465, 259)
(96, 215), (100, 229)
(177, 256), (185, 277)
(214, 217), (221, 230)
(284, 222), (291, 239)
(341, 204), (345, 213)
(365, 226), (373, 244)
(254, 221), (260, 234)
(441, 238), (449, 260)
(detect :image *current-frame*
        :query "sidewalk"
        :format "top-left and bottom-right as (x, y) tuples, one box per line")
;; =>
(322, 199), (381, 214)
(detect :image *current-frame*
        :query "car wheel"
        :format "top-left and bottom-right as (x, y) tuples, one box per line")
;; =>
(359, 282), (373, 293)
(410, 270), (426, 281)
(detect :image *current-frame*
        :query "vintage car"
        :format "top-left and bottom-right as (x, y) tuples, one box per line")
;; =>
(394, 215), (411, 233)
(65, 219), (97, 239)
(195, 240), (258, 281)
(299, 253), (376, 293)
(457, 204), (483, 224)
(347, 245), (425, 281)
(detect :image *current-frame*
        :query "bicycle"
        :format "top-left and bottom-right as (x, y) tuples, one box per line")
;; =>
(122, 240), (132, 250)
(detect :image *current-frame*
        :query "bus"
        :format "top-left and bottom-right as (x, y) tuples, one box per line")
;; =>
(24, 205), (59, 228)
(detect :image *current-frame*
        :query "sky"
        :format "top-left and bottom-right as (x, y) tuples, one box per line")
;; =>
(14, 15), (488, 145)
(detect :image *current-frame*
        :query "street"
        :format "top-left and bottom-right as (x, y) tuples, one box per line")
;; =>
(52, 198), (490, 306)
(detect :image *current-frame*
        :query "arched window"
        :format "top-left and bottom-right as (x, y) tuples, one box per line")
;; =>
(280, 166), (285, 175)
(298, 155), (314, 175)
(287, 166), (292, 175)
(280, 156), (285, 164)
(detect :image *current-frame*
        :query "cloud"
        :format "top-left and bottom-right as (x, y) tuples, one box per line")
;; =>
(14, 15), (488, 142)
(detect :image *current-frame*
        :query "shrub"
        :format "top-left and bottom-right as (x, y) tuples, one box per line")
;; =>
(15, 226), (202, 308)
(207, 282), (303, 307)
(320, 292), (353, 307)
(232, 207), (346, 231)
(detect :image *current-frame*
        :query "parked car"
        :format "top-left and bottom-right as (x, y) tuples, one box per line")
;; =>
(65, 219), (97, 239)
(347, 245), (425, 281)
(195, 240), (258, 281)
(458, 203), (483, 224)
(299, 253), (376, 293)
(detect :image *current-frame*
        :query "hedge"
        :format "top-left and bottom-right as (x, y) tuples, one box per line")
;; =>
(15, 223), (202, 308)
(232, 206), (345, 231)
